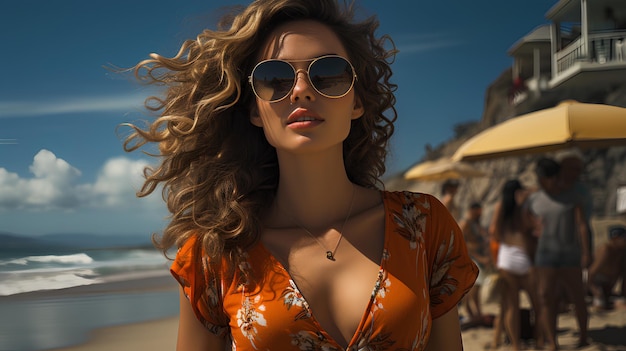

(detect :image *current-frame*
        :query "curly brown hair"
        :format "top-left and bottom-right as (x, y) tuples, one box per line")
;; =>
(123, 0), (398, 264)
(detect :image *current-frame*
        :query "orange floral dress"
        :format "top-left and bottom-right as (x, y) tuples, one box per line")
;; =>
(171, 191), (478, 350)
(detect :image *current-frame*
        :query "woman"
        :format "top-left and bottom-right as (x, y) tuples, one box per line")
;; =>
(124, 1), (478, 350)
(459, 202), (492, 327)
(440, 179), (461, 221)
(489, 179), (542, 351)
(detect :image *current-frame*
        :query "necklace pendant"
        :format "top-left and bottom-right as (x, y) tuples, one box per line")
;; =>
(326, 251), (335, 261)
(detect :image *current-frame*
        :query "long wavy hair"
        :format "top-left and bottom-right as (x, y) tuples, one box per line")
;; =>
(501, 179), (523, 222)
(123, 0), (398, 264)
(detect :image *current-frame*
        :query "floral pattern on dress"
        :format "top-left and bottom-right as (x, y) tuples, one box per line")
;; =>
(392, 193), (428, 273)
(411, 303), (430, 351)
(392, 202), (421, 250)
(200, 256), (221, 306)
(283, 279), (312, 321)
(350, 325), (396, 351)
(236, 294), (267, 349)
(428, 230), (460, 305)
(290, 330), (340, 351)
(371, 269), (391, 312)
(172, 191), (479, 351)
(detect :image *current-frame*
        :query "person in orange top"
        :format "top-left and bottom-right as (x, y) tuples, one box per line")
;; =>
(124, 1), (478, 350)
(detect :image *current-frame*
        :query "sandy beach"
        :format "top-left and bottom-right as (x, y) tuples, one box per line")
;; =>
(47, 317), (179, 351)
(461, 301), (626, 351)
(43, 300), (626, 351)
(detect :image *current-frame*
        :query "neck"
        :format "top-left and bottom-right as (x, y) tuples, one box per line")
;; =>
(271, 150), (356, 230)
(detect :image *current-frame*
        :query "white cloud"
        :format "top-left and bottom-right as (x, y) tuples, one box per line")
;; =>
(0, 149), (160, 211)
(0, 92), (150, 119)
(396, 33), (462, 54)
(26, 150), (82, 208)
(90, 157), (152, 207)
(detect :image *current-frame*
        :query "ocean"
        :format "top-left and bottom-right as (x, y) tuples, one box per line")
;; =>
(0, 244), (180, 351)
(0, 248), (171, 296)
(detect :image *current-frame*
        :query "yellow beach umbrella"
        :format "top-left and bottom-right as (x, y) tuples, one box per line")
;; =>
(404, 157), (488, 181)
(452, 100), (626, 162)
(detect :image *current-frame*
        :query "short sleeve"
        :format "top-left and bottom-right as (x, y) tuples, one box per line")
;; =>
(423, 194), (479, 319)
(170, 236), (230, 337)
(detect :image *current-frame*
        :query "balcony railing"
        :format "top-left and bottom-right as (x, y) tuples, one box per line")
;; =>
(556, 37), (584, 74)
(589, 31), (626, 63)
(555, 30), (626, 75)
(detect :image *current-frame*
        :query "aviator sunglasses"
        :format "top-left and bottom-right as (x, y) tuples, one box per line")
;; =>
(248, 55), (357, 102)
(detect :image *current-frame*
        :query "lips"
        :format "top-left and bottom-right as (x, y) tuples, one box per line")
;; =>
(287, 108), (324, 126)
(288, 116), (318, 124)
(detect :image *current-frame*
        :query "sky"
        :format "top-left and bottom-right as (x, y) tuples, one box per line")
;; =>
(0, 0), (553, 237)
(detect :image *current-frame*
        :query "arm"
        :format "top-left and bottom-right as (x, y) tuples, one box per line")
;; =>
(488, 202), (502, 243)
(587, 245), (609, 279)
(575, 205), (590, 268)
(618, 248), (626, 298)
(425, 307), (464, 351)
(176, 288), (229, 351)
(621, 260), (626, 298)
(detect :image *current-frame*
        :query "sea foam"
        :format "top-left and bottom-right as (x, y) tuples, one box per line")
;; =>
(0, 269), (99, 296)
(0, 253), (94, 266)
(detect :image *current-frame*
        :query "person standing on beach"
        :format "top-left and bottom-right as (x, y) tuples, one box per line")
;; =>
(527, 157), (590, 351)
(123, 1), (478, 350)
(554, 149), (593, 315)
(441, 179), (461, 221)
(490, 179), (542, 351)
(588, 225), (626, 310)
(556, 149), (593, 258)
(459, 202), (492, 327)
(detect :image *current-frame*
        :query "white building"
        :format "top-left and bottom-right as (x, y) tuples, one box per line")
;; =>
(509, 0), (626, 112)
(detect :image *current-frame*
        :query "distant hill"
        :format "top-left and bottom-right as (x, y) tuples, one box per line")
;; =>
(39, 233), (153, 249)
(0, 232), (153, 253)
(0, 233), (57, 249)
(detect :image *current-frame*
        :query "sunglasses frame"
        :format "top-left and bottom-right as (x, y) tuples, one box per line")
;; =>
(248, 54), (357, 103)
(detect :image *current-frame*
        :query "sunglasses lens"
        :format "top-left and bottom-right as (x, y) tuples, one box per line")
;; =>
(309, 56), (354, 97)
(252, 60), (295, 102)
(250, 56), (355, 102)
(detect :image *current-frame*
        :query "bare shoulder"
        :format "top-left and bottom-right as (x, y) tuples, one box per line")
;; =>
(354, 187), (385, 217)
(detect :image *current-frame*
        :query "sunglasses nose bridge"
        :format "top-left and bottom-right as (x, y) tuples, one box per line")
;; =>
(293, 68), (309, 83)
(290, 68), (315, 98)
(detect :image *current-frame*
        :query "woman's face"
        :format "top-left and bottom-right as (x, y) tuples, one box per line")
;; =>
(249, 20), (364, 155)
(514, 188), (529, 206)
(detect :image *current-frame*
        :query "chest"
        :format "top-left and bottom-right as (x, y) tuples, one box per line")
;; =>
(220, 201), (433, 350)
(222, 239), (430, 351)
(261, 209), (386, 344)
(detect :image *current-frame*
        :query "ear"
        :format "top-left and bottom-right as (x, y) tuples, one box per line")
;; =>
(250, 104), (264, 127)
(351, 96), (365, 119)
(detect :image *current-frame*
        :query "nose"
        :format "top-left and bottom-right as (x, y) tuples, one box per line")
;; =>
(289, 69), (315, 103)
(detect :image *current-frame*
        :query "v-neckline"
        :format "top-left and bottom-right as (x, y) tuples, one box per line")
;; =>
(255, 191), (390, 349)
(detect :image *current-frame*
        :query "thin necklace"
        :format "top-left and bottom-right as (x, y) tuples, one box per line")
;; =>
(279, 184), (356, 261)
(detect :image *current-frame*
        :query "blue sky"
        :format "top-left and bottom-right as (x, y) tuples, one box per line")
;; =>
(0, 0), (552, 236)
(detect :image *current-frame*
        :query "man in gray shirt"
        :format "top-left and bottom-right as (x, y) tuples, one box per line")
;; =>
(527, 157), (589, 350)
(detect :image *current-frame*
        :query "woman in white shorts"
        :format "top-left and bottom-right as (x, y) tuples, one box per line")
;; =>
(490, 179), (542, 351)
